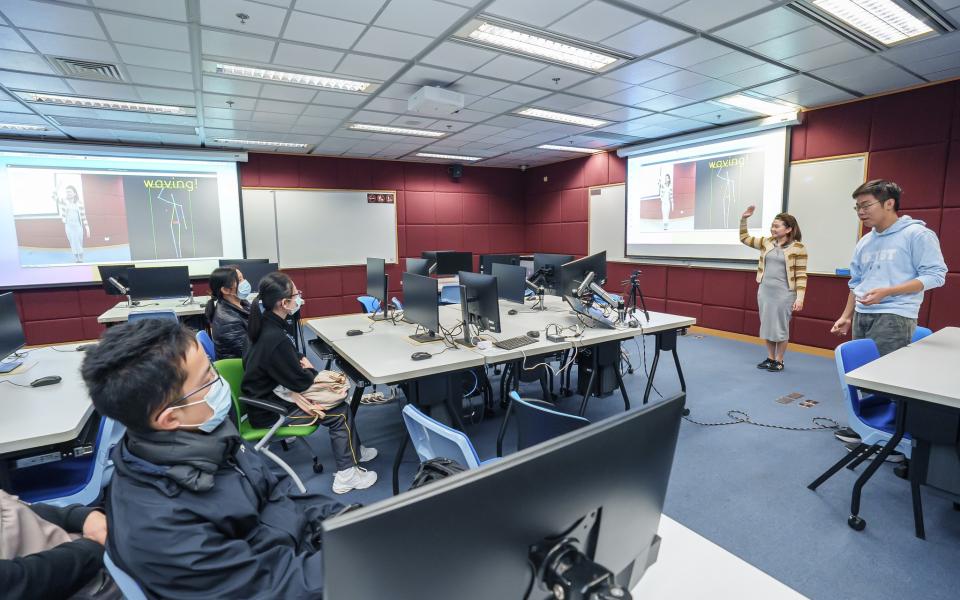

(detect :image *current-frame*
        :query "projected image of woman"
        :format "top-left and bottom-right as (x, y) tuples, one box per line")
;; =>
(659, 172), (673, 230)
(56, 185), (89, 263)
(739, 205), (808, 372)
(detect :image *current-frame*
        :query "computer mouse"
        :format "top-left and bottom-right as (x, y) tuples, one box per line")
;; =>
(75, 343), (95, 352)
(411, 352), (432, 361)
(527, 330), (540, 338)
(508, 309), (518, 315)
(30, 375), (62, 387)
(346, 329), (363, 336)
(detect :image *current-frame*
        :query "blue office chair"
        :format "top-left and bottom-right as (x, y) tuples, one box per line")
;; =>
(913, 326), (932, 342)
(127, 310), (178, 323)
(103, 551), (148, 600)
(439, 285), (460, 305)
(401, 404), (494, 469)
(391, 296), (403, 310)
(196, 330), (216, 361)
(835, 339), (911, 459)
(510, 392), (590, 451)
(356, 296), (379, 313)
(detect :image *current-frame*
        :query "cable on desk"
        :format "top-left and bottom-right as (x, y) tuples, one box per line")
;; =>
(0, 380), (31, 387)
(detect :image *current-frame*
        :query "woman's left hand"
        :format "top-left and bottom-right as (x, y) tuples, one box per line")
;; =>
(792, 299), (803, 312)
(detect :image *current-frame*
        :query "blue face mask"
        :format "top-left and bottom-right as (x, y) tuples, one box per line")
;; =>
(236, 279), (252, 299)
(165, 377), (232, 433)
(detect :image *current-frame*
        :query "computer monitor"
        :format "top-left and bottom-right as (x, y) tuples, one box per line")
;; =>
(322, 393), (685, 600)
(97, 264), (134, 296)
(533, 253), (573, 292)
(479, 253), (520, 275)
(0, 292), (26, 372)
(458, 271), (500, 334)
(402, 273), (441, 343)
(366, 257), (388, 315)
(435, 251), (473, 276)
(239, 262), (278, 291)
(492, 262), (527, 304)
(219, 258), (269, 267)
(564, 294), (616, 329)
(127, 266), (191, 300)
(405, 257), (430, 277)
(559, 251), (608, 298)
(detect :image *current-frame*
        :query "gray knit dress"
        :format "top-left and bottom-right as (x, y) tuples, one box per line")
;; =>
(757, 245), (795, 342)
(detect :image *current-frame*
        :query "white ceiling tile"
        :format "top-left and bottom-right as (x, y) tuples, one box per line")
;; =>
(282, 12), (366, 48)
(200, 0), (288, 36)
(301, 105), (353, 119)
(605, 59), (676, 84)
(0, 72), (71, 93)
(485, 114), (536, 128)
(311, 89), (367, 107)
(159, 134), (201, 146)
(673, 78), (737, 101)
(603, 85), (663, 105)
(390, 115), (437, 128)
(354, 110), (400, 124)
(549, 1), (645, 42)
(444, 107), (494, 122)
(782, 42), (870, 71)
(713, 7), (812, 47)
(601, 106), (651, 120)
(426, 119), (472, 131)
(811, 58), (923, 95)
(203, 93), (257, 110)
(145, 114), (197, 126)
(566, 77), (632, 97)
(203, 75), (262, 97)
(520, 65), (593, 89)
(638, 93), (694, 111)
(570, 100), (623, 116)
(202, 30), (275, 62)
(378, 82), (422, 99)
(68, 81), (142, 101)
(126, 66), (195, 89)
(751, 27), (841, 61)
(0, 0), (104, 37)
(687, 51), (764, 77)
(22, 30), (117, 61)
(258, 83), (317, 102)
(644, 69), (712, 92)
(0, 99), (33, 113)
(532, 93), (586, 110)
(251, 111), (299, 125)
(490, 84), (551, 102)
(904, 50), (960, 76)
(602, 20), (691, 56)
(101, 14), (189, 50)
(375, 0), (467, 36)
(719, 62), (794, 87)
(255, 98), (305, 114)
(365, 97), (411, 112)
(137, 87), (196, 105)
(272, 43), (343, 72)
(473, 54), (546, 80)
(775, 86), (853, 107)
(882, 30), (960, 64)
(468, 96), (522, 113)
(116, 44), (192, 72)
(399, 64), (462, 85)
(422, 41), (498, 71)
(336, 54), (406, 80)
(924, 65), (960, 82)
(689, 107), (755, 124)
(486, 0), (590, 28)
(204, 107), (253, 121)
(0, 49), (55, 74)
(0, 107), (42, 119)
(93, 0), (187, 20)
(649, 38), (731, 68)
(0, 25), (31, 52)
(662, 0), (772, 31)
(450, 75), (508, 95)
(354, 27), (433, 59)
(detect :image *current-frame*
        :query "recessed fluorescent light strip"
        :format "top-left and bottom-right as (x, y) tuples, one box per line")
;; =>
(716, 94), (799, 116)
(349, 123), (445, 137)
(213, 138), (309, 148)
(415, 152), (482, 161)
(17, 92), (190, 115)
(516, 108), (608, 128)
(459, 19), (624, 72)
(812, 0), (934, 45)
(538, 144), (599, 154)
(215, 63), (372, 93)
(0, 123), (48, 131)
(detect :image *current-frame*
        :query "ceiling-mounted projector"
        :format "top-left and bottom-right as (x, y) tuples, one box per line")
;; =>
(408, 86), (465, 116)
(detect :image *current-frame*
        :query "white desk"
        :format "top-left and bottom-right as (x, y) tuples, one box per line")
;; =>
(0, 345), (94, 454)
(633, 516), (807, 599)
(97, 295), (211, 324)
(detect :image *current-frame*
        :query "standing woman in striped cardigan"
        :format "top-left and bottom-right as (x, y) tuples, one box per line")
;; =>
(56, 185), (89, 263)
(739, 205), (808, 371)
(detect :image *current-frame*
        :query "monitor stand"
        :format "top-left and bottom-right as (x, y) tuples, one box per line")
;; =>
(409, 331), (442, 343)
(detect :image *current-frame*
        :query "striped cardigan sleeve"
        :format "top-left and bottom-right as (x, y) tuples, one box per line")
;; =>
(793, 245), (808, 301)
(739, 218), (766, 250)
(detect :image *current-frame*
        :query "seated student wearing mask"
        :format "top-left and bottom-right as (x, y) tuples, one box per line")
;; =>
(80, 320), (344, 598)
(204, 266), (251, 359)
(242, 272), (378, 494)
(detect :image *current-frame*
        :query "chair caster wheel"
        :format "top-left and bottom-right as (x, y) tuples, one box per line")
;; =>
(280, 440), (290, 452)
(848, 515), (866, 531)
(682, 408), (690, 416)
(893, 464), (909, 479)
(312, 460), (323, 474)
(627, 368), (634, 375)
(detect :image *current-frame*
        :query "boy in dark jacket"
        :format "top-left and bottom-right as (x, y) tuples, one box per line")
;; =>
(80, 319), (344, 599)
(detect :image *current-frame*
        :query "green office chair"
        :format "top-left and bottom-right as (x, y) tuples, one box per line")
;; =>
(215, 358), (322, 493)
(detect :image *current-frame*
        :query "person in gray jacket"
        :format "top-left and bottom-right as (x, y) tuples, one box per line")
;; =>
(204, 266), (251, 359)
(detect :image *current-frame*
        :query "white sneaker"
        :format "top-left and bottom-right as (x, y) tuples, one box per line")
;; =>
(332, 466), (378, 494)
(358, 445), (378, 463)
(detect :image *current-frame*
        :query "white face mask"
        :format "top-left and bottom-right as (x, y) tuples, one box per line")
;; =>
(162, 376), (232, 432)
(285, 294), (304, 314)
(237, 279), (252, 299)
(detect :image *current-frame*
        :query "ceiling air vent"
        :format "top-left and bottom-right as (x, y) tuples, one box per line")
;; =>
(49, 56), (124, 82)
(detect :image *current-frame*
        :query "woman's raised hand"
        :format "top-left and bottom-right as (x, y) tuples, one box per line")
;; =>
(741, 205), (755, 220)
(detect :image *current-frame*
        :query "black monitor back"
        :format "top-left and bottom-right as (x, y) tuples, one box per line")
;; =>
(0, 292), (26, 360)
(402, 273), (439, 333)
(559, 251), (607, 298)
(479, 253), (520, 275)
(366, 257), (387, 304)
(492, 262), (527, 304)
(127, 266), (191, 300)
(458, 270), (500, 333)
(435, 251), (473, 276)
(219, 258), (269, 267)
(534, 253), (573, 290)
(322, 394), (685, 600)
(97, 264), (134, 296)
(405, 257), (430, 277)
(240, 262), (278, 291)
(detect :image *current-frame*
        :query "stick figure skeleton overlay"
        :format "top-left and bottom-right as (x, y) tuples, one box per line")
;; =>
(156, 188), (188, 259)
(715, 165), (737, 228)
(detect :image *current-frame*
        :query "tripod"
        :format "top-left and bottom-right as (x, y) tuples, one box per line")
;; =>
(622, 270), (650, 322)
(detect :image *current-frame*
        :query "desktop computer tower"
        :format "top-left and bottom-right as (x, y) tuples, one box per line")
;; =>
(576, 342), (620, 397)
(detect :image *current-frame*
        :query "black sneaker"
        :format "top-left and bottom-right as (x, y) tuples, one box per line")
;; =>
(757, 358), (775, 369)
(845, 442), (905, 463)
(767, 360), (784, 372)
(834, 427), (862, 443)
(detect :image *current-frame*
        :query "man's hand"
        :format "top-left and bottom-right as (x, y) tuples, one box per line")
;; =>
(299, 356), (314, 370)
(831, 316), (851, 336)
(741, 205), (755, 220)
(792, 299), (803, 312)
(82, 511), (107, 546)
(856, 288), (887, 306)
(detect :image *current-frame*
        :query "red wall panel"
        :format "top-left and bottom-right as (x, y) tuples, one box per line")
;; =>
(869, 83), (955, 151)
(666, 268), (704, 303)
(866, 143), (948, 209)
(943, 141), (960, 207)
(702, 269), (748, 308)
(803, 101), (872, 159)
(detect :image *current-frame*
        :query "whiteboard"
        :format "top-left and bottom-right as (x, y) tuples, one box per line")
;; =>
(785, 155), (865, 275)
(589, 185), (626, 260)
(241, 188), (398, 268)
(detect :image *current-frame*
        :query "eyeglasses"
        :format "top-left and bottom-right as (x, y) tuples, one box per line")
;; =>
(853, 200), (880, 212)
(177, 361), (222, 405)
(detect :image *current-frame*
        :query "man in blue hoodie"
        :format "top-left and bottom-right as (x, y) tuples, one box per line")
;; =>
(80, 319), (344, 598)
(830, 179), (947, 445)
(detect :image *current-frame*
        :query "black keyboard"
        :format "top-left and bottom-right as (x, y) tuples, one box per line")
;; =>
(494, 335), (538, 350)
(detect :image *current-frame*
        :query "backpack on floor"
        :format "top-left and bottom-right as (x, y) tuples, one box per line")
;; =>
(409, 458), (467, 490)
